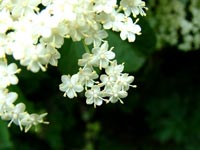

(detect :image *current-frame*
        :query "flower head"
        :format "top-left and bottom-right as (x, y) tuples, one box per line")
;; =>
(91, 42), (115, 69)
(0, 61), (20, 88)
(85, 85), (105, 108)
(59, 74), (84, 99)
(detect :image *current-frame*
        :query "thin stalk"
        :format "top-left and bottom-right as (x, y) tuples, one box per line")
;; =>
(82, 40), (91, 53)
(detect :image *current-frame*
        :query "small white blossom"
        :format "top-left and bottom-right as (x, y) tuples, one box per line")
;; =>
(20, 43), (50, 72)
(100, 74), (116, 90)
(77, 67), (98, 88)
(120, 0), (147, 17)
(91, 42), (115, 69)
(32, 11), (55, 38)
(21, 113), (49, 133)
(0, 34), (9, 58)
(0, 61), (20, 88)
(47, 45), (61, 66)
(93, 0), (117, 14)
(59, 74), (84, 99)
(107, 87), (128, 104)
(105, 60), (124, 76)
(0, 9), (13, 34)
(41, 0), (53, 6)
(116, 73), (136, 91)
(0, 89), (18, 114)
(98, 11), (125, 31)
(78, 53), (94, 68)
(7, 103), (26, 130)
(84, 29), (108, 47)
(120, 18), (141, 42)
(85, 85), (106, 108)
(11, 0), (41, 18)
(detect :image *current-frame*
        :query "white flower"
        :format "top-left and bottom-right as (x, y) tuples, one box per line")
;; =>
(9, 33), (34, 60)
(20, 113), (49, 132)
(105, 60), (124, 76)
(39, 20), (67, 48)
(120, 18), (141, 42)
(48, 0), (76, 22)
(20, 43), (50, 72)
(77, 67), (98, 88)
(59, 74), (84, 99)
(0, 34), (9, 58)
(120, 0), (147, 17)
(100, 74), (116, 90)
(32, 11), (55, 38)
(84, 29), (108, 47)
(41, 0), (52, 6)
(0, 61), (20, 88)
(0, 89), (18, 113)
(93, 0), (117, 14)
(85, 85), (105, 108)
(9, 17), (40, 60)
(91, 42), (115, 69)
(98, 11), (125, 31)
(107, 87), (128, 104)
(11, 0), (41, 18)
(78, 53), (94, 68)
(0, 9), (13, 34)
(7, 103), (26, 130)
(116, 73), (136, 91)
(46, 45), (61, 67)
(0, 1), (13, 11)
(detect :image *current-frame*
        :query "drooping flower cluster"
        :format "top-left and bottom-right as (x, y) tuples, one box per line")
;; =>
(0, 0), (147, 131)
(147, 0), (200, 51)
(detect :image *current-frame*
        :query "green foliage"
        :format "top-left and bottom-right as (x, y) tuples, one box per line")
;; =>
(58, 39), (84, 75)
(0, 120), (13, 150)
(144, 49), (200, 150)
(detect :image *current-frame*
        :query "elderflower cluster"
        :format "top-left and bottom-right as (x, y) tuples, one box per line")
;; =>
(147, 0), (200, 51)
(0, 0), (147, 131)
(0, 60), (48, 132)
(59, 41), (136, 107)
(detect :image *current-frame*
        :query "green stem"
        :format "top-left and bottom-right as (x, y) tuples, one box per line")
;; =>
(117, 6), (123, 13)
(82, 40), (91, 53)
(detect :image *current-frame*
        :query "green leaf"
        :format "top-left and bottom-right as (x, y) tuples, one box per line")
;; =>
(58, 39), (84, 75)
(107, 30), (146, 72)
(134, 18), (157, 56)
(0, 120), (13, 149)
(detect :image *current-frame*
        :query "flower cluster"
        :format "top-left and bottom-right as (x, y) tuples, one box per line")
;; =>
(0, 0), (147, 131)
(59, 41), (137, 107)
(147, 0), (200, 51)
(0, 60), (49, 132)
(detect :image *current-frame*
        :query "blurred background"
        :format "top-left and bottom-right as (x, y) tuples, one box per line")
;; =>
(1, 0), (200, 150)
